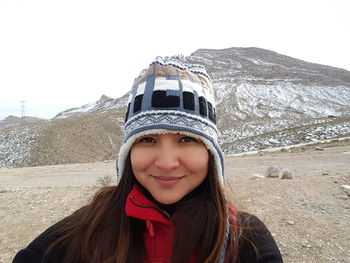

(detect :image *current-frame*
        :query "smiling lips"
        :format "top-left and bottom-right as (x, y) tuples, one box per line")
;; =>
(152, 176), (184, 187)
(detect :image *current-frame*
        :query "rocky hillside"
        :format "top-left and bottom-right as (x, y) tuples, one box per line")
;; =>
(53, 94), (128, 119)
(1, 47), (350, 168)
(186, 48), (350, 154)
(0, 115), (45, 129)
(0, 111), (125, 168)
(187, 48), (350, 117)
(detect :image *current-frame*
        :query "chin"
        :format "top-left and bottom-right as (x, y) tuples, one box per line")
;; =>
(155, 195), (181, 205)
(159, 200), (178, 205)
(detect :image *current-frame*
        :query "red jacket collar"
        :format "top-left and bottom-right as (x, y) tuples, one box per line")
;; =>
(125, 185), (171, 225)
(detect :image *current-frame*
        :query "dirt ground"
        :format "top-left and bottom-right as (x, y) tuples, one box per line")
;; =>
(1, 139), (349, 263)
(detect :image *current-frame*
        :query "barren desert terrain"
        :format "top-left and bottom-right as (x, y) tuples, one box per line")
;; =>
(1, 139), (349, 263)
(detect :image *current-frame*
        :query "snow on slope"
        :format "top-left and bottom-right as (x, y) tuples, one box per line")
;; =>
(54, 95), (128, 119)
(220, 117), (350, 154)
(215, 83), (350, 119)
(186, 47), (350, 154)
(0, 124), (45, 168)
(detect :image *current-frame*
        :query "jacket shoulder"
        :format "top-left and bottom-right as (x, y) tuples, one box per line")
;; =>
(12, 216), (70, 263)
(235, 212), (284, 263)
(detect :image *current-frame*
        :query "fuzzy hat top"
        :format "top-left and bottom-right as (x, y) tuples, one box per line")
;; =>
(117, 56), (225, 183)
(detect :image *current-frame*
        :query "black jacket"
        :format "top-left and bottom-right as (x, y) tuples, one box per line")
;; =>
(13, 211), (283, 263)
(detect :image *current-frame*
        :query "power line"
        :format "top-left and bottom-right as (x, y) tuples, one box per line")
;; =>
(20, 100), (26, 124)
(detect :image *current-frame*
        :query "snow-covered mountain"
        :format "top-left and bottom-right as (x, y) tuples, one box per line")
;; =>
(186, 48), (350, 153)
(52, 47), (350, 154)
(187, 47), (350, 117)
(1, 47), (350, 168)
(55, 47), (350, 121)
(54, 94), (128, 119)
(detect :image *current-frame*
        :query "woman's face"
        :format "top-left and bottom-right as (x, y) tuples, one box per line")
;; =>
(130, 133), (209, 205)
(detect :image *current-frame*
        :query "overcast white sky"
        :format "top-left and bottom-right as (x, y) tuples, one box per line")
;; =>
(0, 0), (349, 120)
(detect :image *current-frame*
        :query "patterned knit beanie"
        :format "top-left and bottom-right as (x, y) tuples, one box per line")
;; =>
(117, 56), (225, 184)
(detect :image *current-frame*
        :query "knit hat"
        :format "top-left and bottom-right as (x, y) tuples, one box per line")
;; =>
(117, 56), (225, 184)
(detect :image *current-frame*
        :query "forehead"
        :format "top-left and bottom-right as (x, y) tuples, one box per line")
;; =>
(137, 130), (202, 139)
(139, 133), (186, 139)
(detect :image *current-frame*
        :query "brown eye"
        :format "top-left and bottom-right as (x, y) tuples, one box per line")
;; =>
(137, 137), (156, 143)
(179, 136), (198, 143)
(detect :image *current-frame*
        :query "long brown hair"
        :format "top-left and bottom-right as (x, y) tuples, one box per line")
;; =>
(45, 155), (242, 263)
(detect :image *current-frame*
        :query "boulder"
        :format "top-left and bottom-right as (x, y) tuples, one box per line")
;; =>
(281, 169), (293, 179)
(342, 185), (350, 197)
(265, 166), (282, 178)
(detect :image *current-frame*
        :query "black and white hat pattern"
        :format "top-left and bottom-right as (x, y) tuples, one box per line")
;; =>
(117, 56), (225, 183)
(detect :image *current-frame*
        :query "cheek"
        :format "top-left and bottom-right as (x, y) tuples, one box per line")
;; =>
(182, 148), (209, 173)
(130, 148), (152, 173)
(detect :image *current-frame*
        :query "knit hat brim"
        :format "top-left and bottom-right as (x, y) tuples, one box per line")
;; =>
(117, 118), (224, 184)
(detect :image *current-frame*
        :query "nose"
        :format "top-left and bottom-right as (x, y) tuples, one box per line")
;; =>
(154, 144), (180, 170)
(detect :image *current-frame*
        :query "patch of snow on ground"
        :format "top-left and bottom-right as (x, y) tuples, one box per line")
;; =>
(244, 57), (278, 67)
(221, 120), (350, 155)
(0, 125), (44, 168)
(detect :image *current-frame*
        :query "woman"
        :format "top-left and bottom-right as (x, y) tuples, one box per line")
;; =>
(13, 57), (283, 263)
